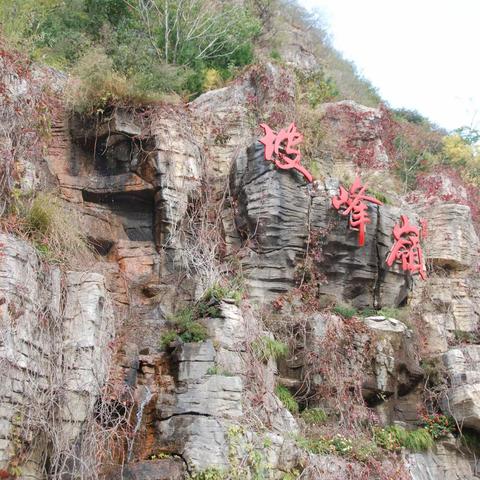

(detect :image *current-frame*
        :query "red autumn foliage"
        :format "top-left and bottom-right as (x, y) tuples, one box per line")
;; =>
(322, 102), (395, 169)
(412, 166), (480, 230)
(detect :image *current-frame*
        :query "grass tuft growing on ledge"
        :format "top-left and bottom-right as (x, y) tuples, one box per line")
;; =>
(333, 304), (358, 319)
(275, 385), (299, 414)
(373, 425), (434, 452)
(3, 191), (93, 267)
(160, 308), (208, 348)
(252, 336), (288, 362)
(189, 467), (226, 480)
(301, 407), (328, 425)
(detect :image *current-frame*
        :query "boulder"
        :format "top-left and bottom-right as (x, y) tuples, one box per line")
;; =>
(361, 316), (423, 407)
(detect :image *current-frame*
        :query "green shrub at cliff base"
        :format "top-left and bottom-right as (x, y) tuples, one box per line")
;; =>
(296, 436), (332, 455)
(402, 428), (434, 451)
(189, 467), (226, 480)
(160, 330), (179, 348)
(160, 320), (208, 348)
(160, 305), (208, 348)
(297, 434), (377, 459)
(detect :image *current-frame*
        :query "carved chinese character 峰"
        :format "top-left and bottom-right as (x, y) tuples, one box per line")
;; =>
(332, 176), (383, 246)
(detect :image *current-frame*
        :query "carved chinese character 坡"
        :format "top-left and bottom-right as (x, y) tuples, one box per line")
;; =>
(259, 122), (313, 182)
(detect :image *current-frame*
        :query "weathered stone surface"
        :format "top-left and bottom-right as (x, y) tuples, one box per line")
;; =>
(158, 374), (243, 419)
(407, 439), (476, 480)
(313, 200), (417, 309)
(0, 234), (113, 478)
(273, 24), (319, 70)
(175, 340), (216, 382)
(410, 203), (480, 354)
(422, 203), (479, 270)
(442, 346), (480, 431)
(156, 415), (229, 471)
(361, 316), (423, 406)
(230, 141), (415, 307)
(229, 140), (312, 302)
(190, 80), (255, 179)
(105, 458), (186, 480)
(363, 315), (408, 333)
(59, 172), (153, 197)
(70, 108), (142, 141)
(316, 101), (391, 172)
(116, 241), (160, 279)
(147, 114), (202, 249)
(206, 302), (246, 350)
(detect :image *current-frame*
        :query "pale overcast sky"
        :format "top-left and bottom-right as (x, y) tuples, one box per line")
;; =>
(298, 0), (480, 132)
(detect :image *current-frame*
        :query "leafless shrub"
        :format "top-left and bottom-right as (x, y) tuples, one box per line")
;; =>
(164, 184), (228, 298)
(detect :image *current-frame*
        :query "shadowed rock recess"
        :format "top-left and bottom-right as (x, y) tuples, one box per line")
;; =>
(1, 33), (480, 480)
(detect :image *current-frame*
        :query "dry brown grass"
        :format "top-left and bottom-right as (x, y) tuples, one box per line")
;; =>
(1, 191), (95, 268)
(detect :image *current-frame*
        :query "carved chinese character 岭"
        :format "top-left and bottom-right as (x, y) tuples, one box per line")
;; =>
(259, 122), (313, 182)
(332, 176), (383, 246)
(386, 215), (427, 280)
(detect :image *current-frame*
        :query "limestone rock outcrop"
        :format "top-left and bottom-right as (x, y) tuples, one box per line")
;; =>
(407, 438), (478, 480)
(153, 302), (299, 473)
(411, 203), (480, 355)
(423, 203), (479, 271)
(0, 234), (113, 478)
(362, 316), (423, 409)
(229, 141), (415, 308)
(442, 346), (480, 431)
(3, 48), (480, 480)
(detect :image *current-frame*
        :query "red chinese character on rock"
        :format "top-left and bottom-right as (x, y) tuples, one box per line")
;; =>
(386, 215), (427, 280)
(259, 122), (313, 182)
(332, 176), (383, 246)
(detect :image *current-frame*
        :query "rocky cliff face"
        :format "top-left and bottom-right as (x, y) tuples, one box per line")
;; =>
(1, 51), (480, 480)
